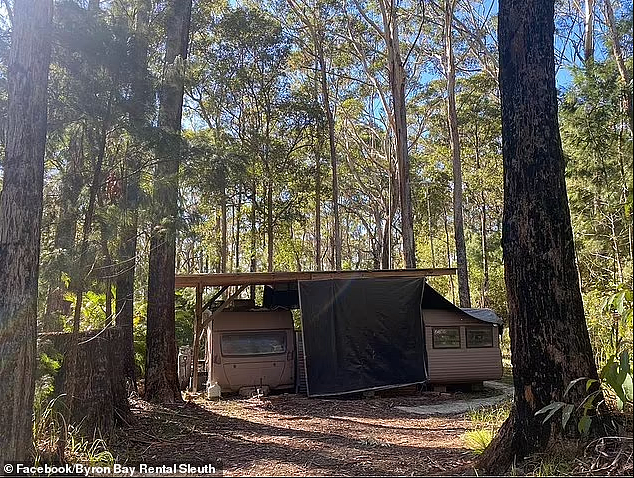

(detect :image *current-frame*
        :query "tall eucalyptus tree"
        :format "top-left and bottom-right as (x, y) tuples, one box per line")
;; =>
(0, 0), (53, 463)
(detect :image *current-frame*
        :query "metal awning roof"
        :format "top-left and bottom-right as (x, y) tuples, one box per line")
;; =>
(175, 268), (456, 289)
(460, 307), (504, 325)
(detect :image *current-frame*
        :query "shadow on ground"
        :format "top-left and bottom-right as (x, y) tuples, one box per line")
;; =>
(110, 394), (478, 476)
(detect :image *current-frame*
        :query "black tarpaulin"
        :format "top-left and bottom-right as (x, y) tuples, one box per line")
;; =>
(298, 277), (427, 397)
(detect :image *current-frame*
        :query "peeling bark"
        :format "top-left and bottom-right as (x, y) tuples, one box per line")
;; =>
(378, 0), (416, 268)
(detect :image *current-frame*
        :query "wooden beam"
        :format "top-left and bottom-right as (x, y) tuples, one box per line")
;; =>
(199, 284), (249, 336)
(202, 286), (228, 312)
(175, 268), (456, 288)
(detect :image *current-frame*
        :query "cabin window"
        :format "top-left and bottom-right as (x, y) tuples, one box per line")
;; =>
(432, 327), (461, 348)
(221, 331), (287, 356)
(466, 327), (494, 348)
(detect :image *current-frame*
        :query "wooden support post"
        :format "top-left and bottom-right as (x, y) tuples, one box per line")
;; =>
(191, 284), (203, 392)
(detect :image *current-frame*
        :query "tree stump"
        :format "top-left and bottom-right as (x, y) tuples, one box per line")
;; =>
(39, 327), (132, 438)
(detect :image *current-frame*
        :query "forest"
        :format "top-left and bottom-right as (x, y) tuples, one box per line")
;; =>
(0, 0), (632, 476)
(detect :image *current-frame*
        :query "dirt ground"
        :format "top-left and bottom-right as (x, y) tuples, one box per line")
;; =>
(110, 390), (483, 476)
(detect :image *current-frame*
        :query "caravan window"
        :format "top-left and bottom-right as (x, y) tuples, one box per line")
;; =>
(221, 331), (287, 356)
(466, 327), (493, 348)
(432, 327), (461, 348)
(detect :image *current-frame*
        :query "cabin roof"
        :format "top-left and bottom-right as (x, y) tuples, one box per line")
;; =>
(460, 307), (504, 325)
(421, 284), (504, 325)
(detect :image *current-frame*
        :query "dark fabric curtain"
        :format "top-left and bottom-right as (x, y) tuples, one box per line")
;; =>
(299, 278), (427, 396)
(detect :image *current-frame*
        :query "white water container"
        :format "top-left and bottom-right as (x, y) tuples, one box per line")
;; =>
(177, 346), (192, 391)
(207, 381), (221, 400)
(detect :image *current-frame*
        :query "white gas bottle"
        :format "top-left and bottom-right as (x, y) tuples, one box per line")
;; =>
(207, 381), (221, 400)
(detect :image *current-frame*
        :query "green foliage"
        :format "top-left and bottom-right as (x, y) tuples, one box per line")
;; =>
(39, 352), (63, 377)
(175, 290), (194, 348)
(65, 433), (114, 466)
(463, 429), (493, 455)
(600, 350), (634, 412)
(32, 394), (114, 467)
(34, 348), (64, 423)
(465, 400), (512, 456)
(32, 394), (66, 457)
(535, 350), (633, 436)
(467, 399), (513, 430)
(133, 301), (147, 377)
(561, 61), (633, 293)
(529, 453), (575, 477)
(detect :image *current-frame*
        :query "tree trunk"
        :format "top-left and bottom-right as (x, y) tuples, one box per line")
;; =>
(145, 0), (192, 403)
(250, 182), (257, 299)
(266, 183), (274, 272)
(40, 328), (131, 439)
(426, 188), (436, 268)
(445, 0), (471, 307)
(116, 0), (150, 386)
(474, 120), (489, 307)
(235, 188), (242, 271)
(43, 130), (84, 332)
(98, 225), (113, 325)
(115, 204), (138, 385)
(442, 201), (456, 303)
(477, 0), (601, 472)
(317, 37), (341, 271)
(380, 1), (416, 268)
(221, 191), (228, 273)
(0, 0), (53, 464)
(583, 0), (595, 65)
(381, 135), (398, 269)
(66, 108), (111, 445)
(603, 0), (633, 132)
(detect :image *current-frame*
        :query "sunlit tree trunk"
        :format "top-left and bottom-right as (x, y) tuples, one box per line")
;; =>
(235, 188), (242, 271)
(442, 202), (456, 303)
(267, 183), (274, 272)
(221, 189), (228, 273)
(474, 119), (489, 307)
(444, 0), (471, 307)
(145, 0), (192, 403)
(378, 0), (416, 268)
(583, 0), (595, 65)
(603, 0), (633, 132)
(0, 0), (53, 463)
(287, 0), (340, 270)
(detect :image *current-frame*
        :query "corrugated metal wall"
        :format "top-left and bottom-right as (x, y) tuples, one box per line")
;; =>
(295, 331), (307, 394)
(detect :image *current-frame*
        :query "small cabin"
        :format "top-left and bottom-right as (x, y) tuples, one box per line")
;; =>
(420, 284), (503, 385)
(206, 309), (295, 395)
(423, 308), (503, 384)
